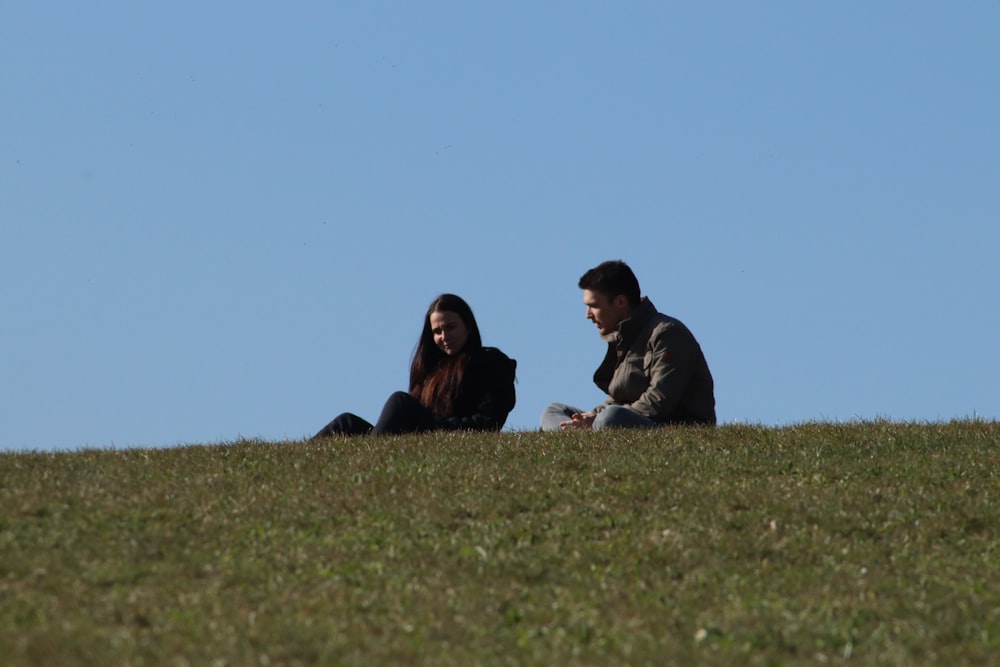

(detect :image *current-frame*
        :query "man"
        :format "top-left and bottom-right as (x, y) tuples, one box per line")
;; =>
(541, 260), (716, 431)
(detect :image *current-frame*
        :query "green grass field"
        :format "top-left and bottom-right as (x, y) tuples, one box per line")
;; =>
(2, 421), (999, 666)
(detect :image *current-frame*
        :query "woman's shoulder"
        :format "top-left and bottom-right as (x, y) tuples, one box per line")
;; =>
(470, 347), (517, 373)
(474, 346), (515, 362)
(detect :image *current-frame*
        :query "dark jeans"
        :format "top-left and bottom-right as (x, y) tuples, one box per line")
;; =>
(313, 391), (437, 439)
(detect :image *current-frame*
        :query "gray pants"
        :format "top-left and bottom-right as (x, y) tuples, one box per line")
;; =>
(540, 402), (660, 432)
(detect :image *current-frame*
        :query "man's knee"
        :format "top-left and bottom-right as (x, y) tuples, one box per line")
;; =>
(541, 402), (574, 417)
(593, 405), (645, 430)
(540, 402), (575, 431)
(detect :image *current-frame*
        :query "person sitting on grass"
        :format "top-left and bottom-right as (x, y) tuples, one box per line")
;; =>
(540, 260), (715, 431)
(312, 293), (516, 438)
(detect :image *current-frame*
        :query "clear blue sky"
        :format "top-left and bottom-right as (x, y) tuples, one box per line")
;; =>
(3, 3), (998, 451)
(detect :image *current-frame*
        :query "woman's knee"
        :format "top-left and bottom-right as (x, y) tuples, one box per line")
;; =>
(314, 412), (371, 438)
(383, 391), (415, 409)
(378, 391), (421, 423)
(373, 391), (433, 435)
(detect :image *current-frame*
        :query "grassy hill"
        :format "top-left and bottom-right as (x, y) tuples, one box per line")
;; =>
(2, 421), (999, 666)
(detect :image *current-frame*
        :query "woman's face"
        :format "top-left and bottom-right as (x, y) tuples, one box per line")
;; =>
(429, 310), (469, 356)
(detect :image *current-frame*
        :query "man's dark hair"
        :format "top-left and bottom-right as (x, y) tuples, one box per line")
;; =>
(578, 260), (641, 307)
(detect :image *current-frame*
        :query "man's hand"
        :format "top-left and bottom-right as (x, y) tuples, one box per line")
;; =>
(560, 411), (596, 431)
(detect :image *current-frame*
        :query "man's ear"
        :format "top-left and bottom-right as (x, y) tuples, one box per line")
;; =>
(613, 293), (630, 310)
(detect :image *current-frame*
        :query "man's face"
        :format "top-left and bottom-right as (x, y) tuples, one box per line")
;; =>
(583, 289), (630, 336)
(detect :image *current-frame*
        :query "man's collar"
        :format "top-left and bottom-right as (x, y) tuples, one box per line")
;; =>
(613, 297), (656, 341)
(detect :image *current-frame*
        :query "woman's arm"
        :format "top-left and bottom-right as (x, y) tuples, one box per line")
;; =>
(435, 348), (517, 431)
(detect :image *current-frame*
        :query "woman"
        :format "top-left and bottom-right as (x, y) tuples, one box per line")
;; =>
(312, 294), (517, 438)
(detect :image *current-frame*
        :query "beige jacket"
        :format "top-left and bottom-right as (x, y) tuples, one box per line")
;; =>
(592, 298), (716, 425)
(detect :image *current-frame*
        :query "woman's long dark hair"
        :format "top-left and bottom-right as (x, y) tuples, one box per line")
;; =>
(409, 294), (483, 415)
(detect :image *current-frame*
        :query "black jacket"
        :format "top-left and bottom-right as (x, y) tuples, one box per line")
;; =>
(432, 347), (517, 431)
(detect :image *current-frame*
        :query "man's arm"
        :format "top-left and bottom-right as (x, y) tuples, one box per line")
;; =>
(627, 324), (698, 420)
